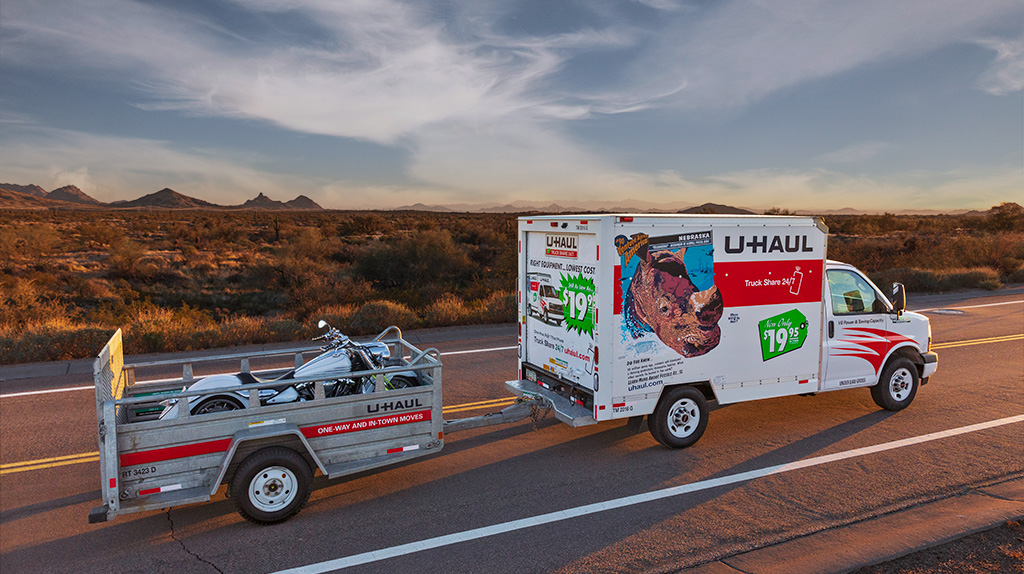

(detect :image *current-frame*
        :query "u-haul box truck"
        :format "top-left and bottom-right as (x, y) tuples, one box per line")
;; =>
(506, 215), (938, 448)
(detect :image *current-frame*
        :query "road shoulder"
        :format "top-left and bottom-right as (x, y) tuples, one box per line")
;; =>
(684, 476), (1024, 574)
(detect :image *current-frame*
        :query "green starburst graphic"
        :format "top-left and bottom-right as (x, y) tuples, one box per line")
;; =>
(559, 273), (596, 337)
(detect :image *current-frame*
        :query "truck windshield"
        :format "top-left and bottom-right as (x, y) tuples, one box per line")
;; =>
(827, 269), (889, 314)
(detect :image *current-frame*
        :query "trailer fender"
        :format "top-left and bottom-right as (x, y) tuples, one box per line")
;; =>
(211, 424), (325, 496)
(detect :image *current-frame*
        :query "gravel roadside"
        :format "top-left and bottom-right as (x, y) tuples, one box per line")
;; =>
(854, 520), (1024, 574)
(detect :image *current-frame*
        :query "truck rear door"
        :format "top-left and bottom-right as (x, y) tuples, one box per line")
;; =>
(522, 226), (599, 390)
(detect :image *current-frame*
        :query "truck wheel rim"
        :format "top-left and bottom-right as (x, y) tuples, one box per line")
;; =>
(667, 398), (700, 438)
(249, 466), (297, 512)
(889, 368), (913, 402)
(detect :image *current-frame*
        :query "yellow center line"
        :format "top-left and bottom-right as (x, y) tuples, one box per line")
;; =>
(932, 334), (1023, 349)
(1, 456), (100, 475)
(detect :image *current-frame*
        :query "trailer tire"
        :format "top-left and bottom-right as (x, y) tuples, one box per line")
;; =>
(871, 357), (918, 411)
(232, 447), (312, 525)
(649, 386), (709, 449)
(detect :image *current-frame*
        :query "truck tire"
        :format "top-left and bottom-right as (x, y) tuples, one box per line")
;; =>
(649, 386), (709, 449)
(232, 447), (312, 525)
(871, 356), (919, 411)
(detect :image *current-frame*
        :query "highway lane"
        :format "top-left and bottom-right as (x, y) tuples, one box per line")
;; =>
(0, 292), (1021, 573)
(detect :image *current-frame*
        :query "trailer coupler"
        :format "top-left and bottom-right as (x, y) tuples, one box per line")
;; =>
(442, 397), (551, 434)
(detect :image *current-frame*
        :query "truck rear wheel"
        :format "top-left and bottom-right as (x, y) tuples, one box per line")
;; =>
(649, 386), (708, 449)
(232, 447), (312, 525)
(871, 357), (918, 411)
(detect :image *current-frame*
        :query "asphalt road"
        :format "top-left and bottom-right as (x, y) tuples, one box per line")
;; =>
(1, 291), (1022, 574)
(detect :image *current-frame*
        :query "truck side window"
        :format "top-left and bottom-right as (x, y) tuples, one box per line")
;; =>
(827, 270), (888, 315)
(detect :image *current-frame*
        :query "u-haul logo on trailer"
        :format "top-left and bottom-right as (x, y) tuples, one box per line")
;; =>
(545, 234), (578, 258)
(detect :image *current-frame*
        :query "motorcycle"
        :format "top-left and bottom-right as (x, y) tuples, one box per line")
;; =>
(158, 321), (420, 419)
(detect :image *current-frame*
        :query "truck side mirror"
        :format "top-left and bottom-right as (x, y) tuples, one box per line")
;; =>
(891, 283), (906, 316)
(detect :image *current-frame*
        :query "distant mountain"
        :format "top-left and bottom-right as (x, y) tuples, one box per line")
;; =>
(678, 203), (756, 215)
(0, 187), (79, 209)
(46, 185), (101, 205)
(110, 188), (218, 209)
(395, 203), (454, 212)
(286, 195), (323, 210)
(0, 183), (47, 197)
(240, 193), (289, 209)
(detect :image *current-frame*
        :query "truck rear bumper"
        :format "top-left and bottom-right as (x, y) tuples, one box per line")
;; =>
(505, 380), (596, 427)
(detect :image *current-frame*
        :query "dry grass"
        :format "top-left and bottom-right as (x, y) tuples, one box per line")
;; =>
(0, 205), (1020, 364)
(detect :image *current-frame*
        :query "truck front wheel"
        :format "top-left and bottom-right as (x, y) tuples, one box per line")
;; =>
(649, 386), (709, 449)
(232, 447), (313, 525)
(871, 356), (919, 411)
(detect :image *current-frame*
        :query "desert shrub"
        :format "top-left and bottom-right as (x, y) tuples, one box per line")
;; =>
(472, 290), (517, 324)
(0, 324), (113, 363)
(423, 293), (466, 326)
(355, 229), (473, 289)
(347, 300), (419, 334)
(869, 267), (1003, 293)
(987, 202), (1024, 232)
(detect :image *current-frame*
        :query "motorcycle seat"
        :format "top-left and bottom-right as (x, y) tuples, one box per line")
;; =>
(236, 369), (296, 392)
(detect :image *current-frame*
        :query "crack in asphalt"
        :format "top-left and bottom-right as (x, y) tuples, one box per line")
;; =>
(167, 509), (225, 573)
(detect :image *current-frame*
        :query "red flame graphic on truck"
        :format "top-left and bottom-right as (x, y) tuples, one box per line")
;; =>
(831, 327), (914, 374)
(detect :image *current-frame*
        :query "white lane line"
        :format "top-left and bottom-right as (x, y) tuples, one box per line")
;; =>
(273, 414), (1024, 574)
(0, 345), (518, 399)
(915, 299), (1024, 313)
(0, 385), (94, 399)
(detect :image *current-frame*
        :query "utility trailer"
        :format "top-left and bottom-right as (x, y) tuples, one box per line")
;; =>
(90, 327), (544, 525)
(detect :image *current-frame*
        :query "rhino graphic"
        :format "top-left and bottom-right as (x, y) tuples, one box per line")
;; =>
(624, 248), (723, 357)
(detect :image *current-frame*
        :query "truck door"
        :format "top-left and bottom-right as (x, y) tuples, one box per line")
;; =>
(522, 229), (599, 390)
(822, 268), (896, 390)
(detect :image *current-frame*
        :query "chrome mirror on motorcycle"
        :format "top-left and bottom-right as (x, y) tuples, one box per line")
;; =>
(318, 320), (328, 329)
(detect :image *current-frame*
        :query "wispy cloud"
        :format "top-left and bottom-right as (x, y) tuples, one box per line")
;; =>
(976, 37), (1024, 95)
(1, 0), (1020, 208)
(816, 142), (892, 164)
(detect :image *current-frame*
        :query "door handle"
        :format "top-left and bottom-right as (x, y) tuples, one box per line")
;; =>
(828, 321), (835, 338)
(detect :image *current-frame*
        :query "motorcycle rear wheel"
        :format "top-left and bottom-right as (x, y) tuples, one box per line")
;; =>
(192, 395), (244, 415)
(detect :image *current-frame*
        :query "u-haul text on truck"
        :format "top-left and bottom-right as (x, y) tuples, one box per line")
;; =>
(506, 215), (938, 448)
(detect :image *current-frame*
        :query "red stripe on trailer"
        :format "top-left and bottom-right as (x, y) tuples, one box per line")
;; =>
(714, 260), (822, 307)
(109, 478), (116, 489)
(799, 379), (810, 384)
(300, 410), (432, 438)
(386, 445), (420, 454)
(613, 403), (626, 408)
(120, 438), (231, 467)
(138, 484), (181, 496)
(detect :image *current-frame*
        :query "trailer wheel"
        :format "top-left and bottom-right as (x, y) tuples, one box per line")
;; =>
(871, 357), (918, 411)
(192, 395), (244, 415)
(232, 447), (312, 525)
(649, 386), (708, 449)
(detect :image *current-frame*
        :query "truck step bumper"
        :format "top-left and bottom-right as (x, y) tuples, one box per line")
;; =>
(505, 380), (596, 427)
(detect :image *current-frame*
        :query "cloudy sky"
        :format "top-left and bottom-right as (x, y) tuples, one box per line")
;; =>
(1, 0), (1021, 211)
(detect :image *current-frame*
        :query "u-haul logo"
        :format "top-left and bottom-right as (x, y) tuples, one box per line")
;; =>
(546, 234), (578, 258)
(724, 234), (814, 255)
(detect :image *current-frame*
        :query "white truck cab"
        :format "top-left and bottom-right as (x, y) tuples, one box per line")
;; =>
(823, 260), (937, 408)
(507, 214), (939, 448)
